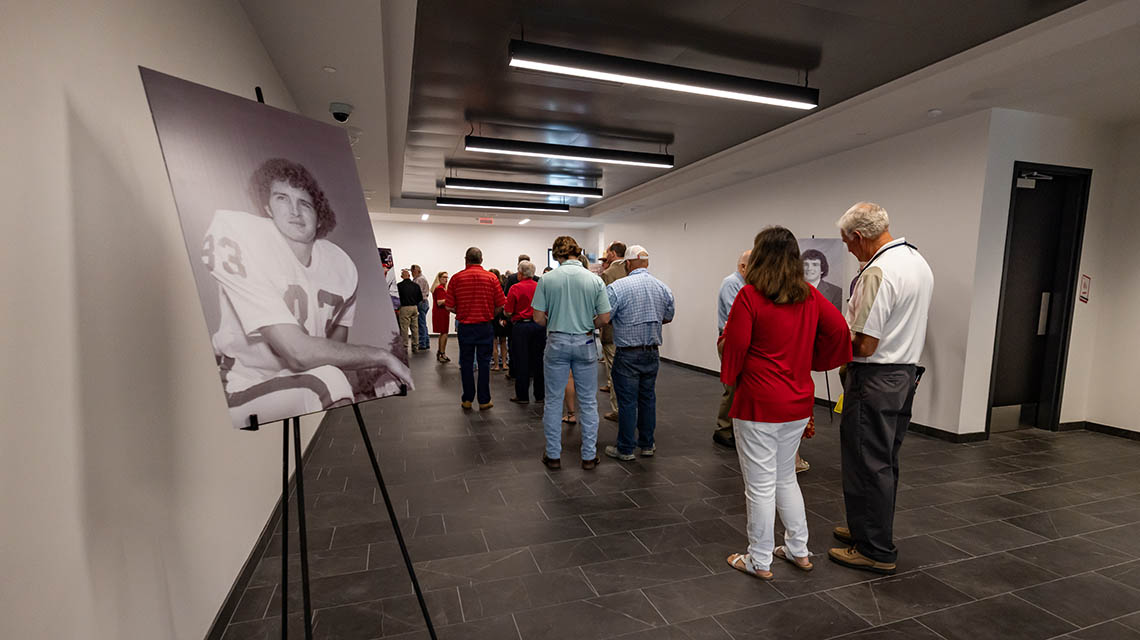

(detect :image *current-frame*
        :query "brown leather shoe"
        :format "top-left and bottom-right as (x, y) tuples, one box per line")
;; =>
(833, 526), (853, 545)
(603, 411), (619, 422)
(541, 455), (561, 470)
(479, 401), (494, 410)
(461, 401), (473, 410)
(827, 546), (896, 575)
(581, 457), (600, 470)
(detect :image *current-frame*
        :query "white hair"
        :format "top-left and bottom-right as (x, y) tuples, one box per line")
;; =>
(518, 260), (535, 278)
(837, 202), (890, 239)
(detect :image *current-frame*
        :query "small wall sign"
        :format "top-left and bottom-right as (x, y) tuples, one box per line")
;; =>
(1079, 274), (1091, 303)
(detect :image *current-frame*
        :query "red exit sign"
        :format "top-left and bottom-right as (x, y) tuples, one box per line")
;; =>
(477, 217), (494, 224)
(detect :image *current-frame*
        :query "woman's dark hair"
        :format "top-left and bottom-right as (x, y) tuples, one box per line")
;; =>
(745, 226), (810, 304)
(801, 248), (829, 277)
(250, 158), (336, 239)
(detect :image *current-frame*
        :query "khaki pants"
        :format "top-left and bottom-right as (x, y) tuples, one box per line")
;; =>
(398, 305), (419, 351)
(602, 340), (618, 414)
(718, 384), (735, 429)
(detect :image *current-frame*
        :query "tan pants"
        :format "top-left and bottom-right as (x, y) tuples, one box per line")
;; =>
(602, 340), (618, 414)
(718, 384), (735, 429)
(398, 306), (419, 351)
(716, 345), (733, 429)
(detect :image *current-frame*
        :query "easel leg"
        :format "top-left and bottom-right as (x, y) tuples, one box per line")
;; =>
(826, 373), (834, 424)
(351, 404), (438, 640)
(280, 420), (289, 640)
(292, 416), (314, 638)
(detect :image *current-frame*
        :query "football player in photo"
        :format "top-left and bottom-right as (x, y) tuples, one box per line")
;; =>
(202, 158), (412, 428)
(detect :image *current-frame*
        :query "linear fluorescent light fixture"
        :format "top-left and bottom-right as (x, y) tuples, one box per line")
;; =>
(445, 176), (603, 199)
(519, 218), (530, 225)
(436, 196), (570, 213)
(509, 40), (819, 110)
(465, 135), (673, 168)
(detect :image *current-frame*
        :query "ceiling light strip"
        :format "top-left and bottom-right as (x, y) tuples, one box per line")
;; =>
(509, 40), (818, 110)
(435, 196), (570, 213)
(465, 135), (673, 168)
(445, 177), (603, 199)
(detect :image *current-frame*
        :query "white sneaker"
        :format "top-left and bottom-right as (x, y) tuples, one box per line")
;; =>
(604, 445), (635, 461)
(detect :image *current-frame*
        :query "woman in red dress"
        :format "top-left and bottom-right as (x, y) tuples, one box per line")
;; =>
(431, 272), (451, 363)
(720, 227), (851, 580)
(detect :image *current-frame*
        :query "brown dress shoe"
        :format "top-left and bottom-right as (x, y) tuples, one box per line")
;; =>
(581, 457), (600, 470)
(828, 547), (896, 574)
(603, 411), (619, 422)
(833, 526), (853, 545)
(542, 455), (561, 470)
(461, 401), (473, 410)
(479, 401), (494, 410)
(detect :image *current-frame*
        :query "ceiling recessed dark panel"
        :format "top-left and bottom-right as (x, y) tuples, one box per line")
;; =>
(401, 0), (1084, 206)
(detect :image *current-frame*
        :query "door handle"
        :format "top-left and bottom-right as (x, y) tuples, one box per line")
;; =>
(1037, 292), (1051, 336)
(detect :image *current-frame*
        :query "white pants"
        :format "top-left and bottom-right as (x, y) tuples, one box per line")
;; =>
(733, 417), (810, 572)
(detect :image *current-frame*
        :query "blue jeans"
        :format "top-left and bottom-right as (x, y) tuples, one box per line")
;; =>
(417, 300), (430, 349)
(612, 347), (660, 455)
(457, 322), (493, 404)
(542, 332), (599, 461)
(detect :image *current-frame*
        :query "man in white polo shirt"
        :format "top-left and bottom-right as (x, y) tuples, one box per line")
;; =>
(828, 202), (934, 575)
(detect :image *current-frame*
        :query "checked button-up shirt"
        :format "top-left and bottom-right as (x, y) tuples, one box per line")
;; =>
(606, 268), (675, 347)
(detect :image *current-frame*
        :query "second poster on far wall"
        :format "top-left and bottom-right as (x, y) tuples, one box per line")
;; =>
(798, 238), (847, 313)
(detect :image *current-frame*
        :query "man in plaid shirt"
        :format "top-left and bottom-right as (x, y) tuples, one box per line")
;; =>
(445, 247), (506, 410)
(603, 245), (675, 461)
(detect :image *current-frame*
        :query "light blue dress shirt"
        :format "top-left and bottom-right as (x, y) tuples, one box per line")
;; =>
(606, 268), (675, 347)
(717, 271), (745, 333)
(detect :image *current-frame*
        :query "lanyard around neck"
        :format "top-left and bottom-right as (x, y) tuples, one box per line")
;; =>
(850, 240), (918, 295)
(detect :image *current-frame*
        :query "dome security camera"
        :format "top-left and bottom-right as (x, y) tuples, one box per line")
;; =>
(329, 102), (354, 123)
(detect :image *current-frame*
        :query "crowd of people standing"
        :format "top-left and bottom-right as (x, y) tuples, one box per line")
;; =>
(396, 200), (933, 582)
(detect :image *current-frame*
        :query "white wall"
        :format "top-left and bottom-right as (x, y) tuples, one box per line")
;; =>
(603, 111), (993, 432)
(1085, 124), (1140, 432)
(961, 109), (1121, 433)
(0, 2), (322, 638)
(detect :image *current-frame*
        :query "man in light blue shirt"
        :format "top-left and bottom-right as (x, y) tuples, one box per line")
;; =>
(532, 236), (611, 470)
(714, 249), (750, 449)
(603, 245), (674, 461)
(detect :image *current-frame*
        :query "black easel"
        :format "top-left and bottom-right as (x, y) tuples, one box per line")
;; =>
(266, 405), (436, 640)
(248, 85), (434, 639)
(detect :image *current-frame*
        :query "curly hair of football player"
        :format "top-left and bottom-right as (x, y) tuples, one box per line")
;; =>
(249, 158), (337, 238)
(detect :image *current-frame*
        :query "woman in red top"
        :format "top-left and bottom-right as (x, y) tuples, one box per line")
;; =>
(431, 272), (451, 363)
(720, 227), (851, 580)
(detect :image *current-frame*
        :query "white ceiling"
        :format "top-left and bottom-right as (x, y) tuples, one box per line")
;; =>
(240, 0), (1140, 228)
(588, 0), (1140, 220)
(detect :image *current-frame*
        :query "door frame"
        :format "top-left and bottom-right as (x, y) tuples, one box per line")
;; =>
(984, 161), (1092, 435)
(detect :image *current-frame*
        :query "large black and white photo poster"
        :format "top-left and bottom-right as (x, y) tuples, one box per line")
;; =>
(798, 238), (848, 313)
(141, 68), (412, 429)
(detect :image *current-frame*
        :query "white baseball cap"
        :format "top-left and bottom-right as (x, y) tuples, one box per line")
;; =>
(624, 245), (649, 259)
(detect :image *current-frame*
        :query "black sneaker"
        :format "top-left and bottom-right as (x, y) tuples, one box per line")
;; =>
(712, 428), (736, 449)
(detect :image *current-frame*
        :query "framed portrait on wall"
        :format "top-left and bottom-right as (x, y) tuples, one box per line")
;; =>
(141, 68), (413, 429)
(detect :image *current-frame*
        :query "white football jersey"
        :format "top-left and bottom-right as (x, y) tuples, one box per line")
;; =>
(202, 210), (358, 393)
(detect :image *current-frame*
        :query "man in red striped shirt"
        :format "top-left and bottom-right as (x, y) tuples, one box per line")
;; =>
(445, 247), (506, 409)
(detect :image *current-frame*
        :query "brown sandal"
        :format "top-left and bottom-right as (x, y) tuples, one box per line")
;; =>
(774, 546), (813, 571)
(726, 553), (773, 581)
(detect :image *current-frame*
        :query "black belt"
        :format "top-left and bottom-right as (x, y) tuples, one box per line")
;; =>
(513, 319), (535, 323)
(617, 344), (659, 351)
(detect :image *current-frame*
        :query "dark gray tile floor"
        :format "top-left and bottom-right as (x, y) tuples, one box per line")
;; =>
(221, 353), (1140, 640)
